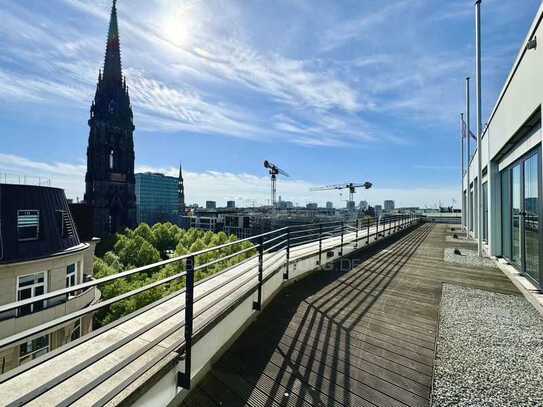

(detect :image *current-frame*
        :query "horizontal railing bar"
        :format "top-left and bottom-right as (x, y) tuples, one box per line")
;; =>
(263, 239), (288, 254)
(93, 271), (266, 407)
(263, 232), (289, 245)
(194, 246), (256, 271)
(57, 320), (185, 407)
(289, 232), (321, 241)
(0, 216), (422, 397)
(6, 303), (187, 407)
(0, 229), (290, 314)
(0, 270), (187, 350)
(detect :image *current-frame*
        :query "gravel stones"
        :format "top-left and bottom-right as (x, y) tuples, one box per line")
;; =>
(443, 248), (496, 269)
(432, 284), (543, 406)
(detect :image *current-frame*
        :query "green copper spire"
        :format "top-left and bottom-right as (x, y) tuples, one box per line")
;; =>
(103, 0), (122, 83)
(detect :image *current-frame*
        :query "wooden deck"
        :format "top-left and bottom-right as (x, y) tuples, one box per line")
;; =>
(181, 223), (519, 407)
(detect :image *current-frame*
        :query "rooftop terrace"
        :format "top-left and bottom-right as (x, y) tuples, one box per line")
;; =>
(181, 223), (519, 407)
(1, 218), (538, 406)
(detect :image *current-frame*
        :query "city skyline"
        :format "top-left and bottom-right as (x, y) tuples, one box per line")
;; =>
(0, 0), (540, 208)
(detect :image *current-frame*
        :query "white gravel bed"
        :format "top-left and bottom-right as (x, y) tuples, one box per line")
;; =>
(444, 248), (496, 268)
(432, 284), (543, 406)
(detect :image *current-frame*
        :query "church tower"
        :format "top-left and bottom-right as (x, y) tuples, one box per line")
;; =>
(84, 0), (136, 236)
(178, 163), (186, 214)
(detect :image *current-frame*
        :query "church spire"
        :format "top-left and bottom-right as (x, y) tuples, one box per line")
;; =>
(178, 163), (186, 213)
(103, 0), (122, 83)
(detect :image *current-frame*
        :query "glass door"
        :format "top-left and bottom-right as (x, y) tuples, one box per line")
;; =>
(511, 164), (522, 268)
(523, 152), (540, 282)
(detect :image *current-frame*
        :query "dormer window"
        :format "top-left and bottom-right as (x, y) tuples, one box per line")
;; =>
(17, 210), (40, 241)
(56, 210), (74, 238)
(109, 149), (115, 170)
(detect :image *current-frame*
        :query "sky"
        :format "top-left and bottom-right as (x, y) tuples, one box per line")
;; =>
(0, 0), (541, 208)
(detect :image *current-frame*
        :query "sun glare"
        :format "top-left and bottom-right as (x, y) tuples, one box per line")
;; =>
(161, 3), (195, 48)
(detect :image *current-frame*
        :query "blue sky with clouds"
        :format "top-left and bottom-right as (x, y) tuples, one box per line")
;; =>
(0, 0), (541, 207)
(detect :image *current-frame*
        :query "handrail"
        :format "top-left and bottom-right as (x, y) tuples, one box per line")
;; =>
(0, 214), (422, 402)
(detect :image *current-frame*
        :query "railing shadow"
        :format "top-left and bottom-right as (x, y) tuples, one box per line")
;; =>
(203, 223), (433, 406)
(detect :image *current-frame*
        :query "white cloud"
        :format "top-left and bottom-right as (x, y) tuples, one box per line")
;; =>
(0, 154), (459, 208)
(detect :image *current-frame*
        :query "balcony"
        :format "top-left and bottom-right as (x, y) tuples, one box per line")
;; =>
(0, 216), (523, 406)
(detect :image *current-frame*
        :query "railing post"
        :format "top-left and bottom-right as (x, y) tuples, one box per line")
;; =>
(355, 219), (359, 249)
(318, 224), (323, 265)
(366, 217), (370, 244)
(283, 228), (290, 280)
(177, 255), (194, 390)
(253, 235), (264, 311)
(340, 221), (344, 256)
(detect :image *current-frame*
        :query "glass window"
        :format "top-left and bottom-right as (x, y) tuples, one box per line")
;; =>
(501, 169), (512, 259)
(512, 165), (522, 267)
(66, 263), (77, 288)
(70, 319), (81, 342)
(17, 210), (40, 241)
(523, 152), (539, 281)
(19, 334), (49, 365)
(17, 272), (47, 316)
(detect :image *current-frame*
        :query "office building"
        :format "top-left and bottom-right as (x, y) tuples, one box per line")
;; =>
(135, 172), (180, 226)
(346, 201), (356, 211)
(0, 184), (97, 373)
(306, 203), (318, 210)
(84, 1), (136, 237)
(359, 200), (368, 210)
(384, 200), (395, 212)
(326, 201), (334, 209)
(206, 201), (217, 210)
(227, 201), (236, 208)
(463, 6), (543, 288)
(375, 205), (383, 217)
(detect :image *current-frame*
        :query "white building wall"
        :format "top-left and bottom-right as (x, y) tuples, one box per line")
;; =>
(463, 4), (543, 258)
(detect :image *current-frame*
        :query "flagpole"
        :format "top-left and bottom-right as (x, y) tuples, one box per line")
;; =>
(466, 77), (471, 236)
(461, 113), (465, 229)
(475, 0), (483, 256)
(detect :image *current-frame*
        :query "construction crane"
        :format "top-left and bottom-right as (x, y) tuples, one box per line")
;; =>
(264, 160), (289, 207)
(310, 182), (373, 204)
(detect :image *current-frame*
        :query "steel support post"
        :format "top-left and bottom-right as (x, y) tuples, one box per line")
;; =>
(253, 236), (264, 311)
(177, 255), (194, 389)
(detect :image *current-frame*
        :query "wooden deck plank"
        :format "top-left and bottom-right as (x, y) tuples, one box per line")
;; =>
(182, 223), (519, 407)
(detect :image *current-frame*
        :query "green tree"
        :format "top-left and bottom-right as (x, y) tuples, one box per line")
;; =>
(92, 223), (255, 326)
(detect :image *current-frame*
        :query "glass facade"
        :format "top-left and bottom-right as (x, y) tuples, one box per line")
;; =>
(524, 153), (539, 281)
(500, 149), (541, 285)
(135, 173), (180, 226)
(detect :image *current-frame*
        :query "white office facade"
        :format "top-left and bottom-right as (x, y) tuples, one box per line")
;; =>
(463, 5), (543, 287)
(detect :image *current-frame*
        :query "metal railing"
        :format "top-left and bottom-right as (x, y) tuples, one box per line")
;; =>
(0, 172), (51, 187)
(0, 214), (422, 406)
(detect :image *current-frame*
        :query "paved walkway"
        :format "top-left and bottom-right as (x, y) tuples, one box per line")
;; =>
(182, 224), (519, 407)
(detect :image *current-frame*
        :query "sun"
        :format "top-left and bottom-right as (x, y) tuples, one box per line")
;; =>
(161, 2), (196, 48)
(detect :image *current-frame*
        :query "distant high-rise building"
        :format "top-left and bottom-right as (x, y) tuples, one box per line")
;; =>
(306, 203), (318, 210)
(135, 172), (180, 226)
(206, 201), (217, 209)
(375, 205), (383, 216)
(227, 200), (236, 208)
(326, 201), (333, 209)
(84, 1), (136, 237)
(359, 200), (368, 210)
(346, 201), (356, 211)
(384, 200), (395, 212)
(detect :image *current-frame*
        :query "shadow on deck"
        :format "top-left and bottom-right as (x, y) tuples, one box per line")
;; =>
(181, 224), (518, 407)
